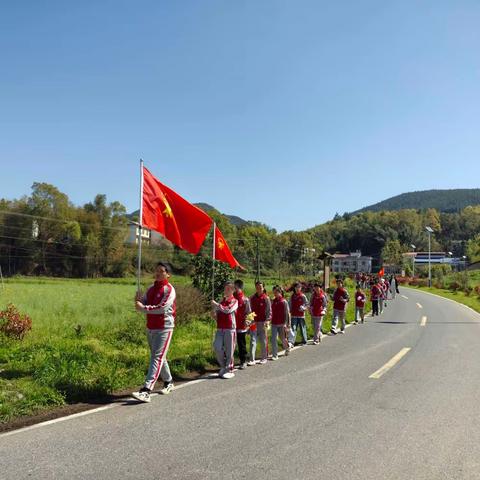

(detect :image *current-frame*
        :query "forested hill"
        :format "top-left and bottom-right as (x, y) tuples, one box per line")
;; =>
(352, 189), (480, 214)
(129, 203), (249, 227)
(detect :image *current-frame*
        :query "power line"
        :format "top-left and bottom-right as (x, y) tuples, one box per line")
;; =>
(0, 210), (128, 232)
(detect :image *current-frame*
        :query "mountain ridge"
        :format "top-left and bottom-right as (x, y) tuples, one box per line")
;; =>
(351, 188), (480, 214)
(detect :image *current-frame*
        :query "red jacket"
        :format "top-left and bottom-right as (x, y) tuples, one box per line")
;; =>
(234, 291), (251, 332)
(355, 291), (366, 308)
(250, 293), (272, 322)
(289, 293), (308, 317)
(216, 295), (238, 330)
(310, 291), (328, 317)
(370, 284), (382, 300)
(271, 296), (290, 326)
(143, 280), (176, 330)
(333, 287), (349, 311)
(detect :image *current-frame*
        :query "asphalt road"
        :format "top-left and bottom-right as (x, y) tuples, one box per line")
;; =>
(2, 288), (480, 480)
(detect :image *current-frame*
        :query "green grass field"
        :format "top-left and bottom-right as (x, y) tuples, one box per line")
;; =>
(0, 275), (368, 423)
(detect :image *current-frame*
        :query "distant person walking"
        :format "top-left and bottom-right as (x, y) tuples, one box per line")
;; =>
(249, 281), (271, 365)
(289, 282), (309, 346)
(270, 286), (291, 360)
(309, 282), (328, 344)
(370, 280), (382, 316)
(234, 279), (251, 370)
(389, 275), (397, 299)
(354, 284), (366, 324)
(330, 279), (350, 334)
(132, 262), (176, 403)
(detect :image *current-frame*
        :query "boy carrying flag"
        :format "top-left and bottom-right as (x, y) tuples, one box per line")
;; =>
(132, 262), (176, 403)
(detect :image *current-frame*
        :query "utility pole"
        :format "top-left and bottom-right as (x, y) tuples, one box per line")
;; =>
(426, 227), (433, 287)
(255, 236), (260, 283)
(411, 244), (416, 277)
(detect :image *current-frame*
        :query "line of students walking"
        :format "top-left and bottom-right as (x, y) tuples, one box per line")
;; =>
(132, 262), (397, 402)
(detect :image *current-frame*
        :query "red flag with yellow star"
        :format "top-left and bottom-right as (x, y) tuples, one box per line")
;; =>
(142, 167), (213, 254)
(214, 225), (243, 269)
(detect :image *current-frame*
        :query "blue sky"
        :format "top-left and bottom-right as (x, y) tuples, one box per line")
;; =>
(1, 1), (479, 232)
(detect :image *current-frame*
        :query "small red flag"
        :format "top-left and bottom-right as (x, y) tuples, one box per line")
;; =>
(142, 167), (213, 255)
(214, 225), (243, 269)
(378, 267), (385, 277)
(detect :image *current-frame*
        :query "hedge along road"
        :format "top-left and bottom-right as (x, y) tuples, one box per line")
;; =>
(1, 288), (480, 480)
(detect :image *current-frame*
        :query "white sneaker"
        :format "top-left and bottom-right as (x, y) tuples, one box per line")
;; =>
(160, 382), (174, 395)
(271, 355), (278, 361)
(339, 329), (345, 334)
(313, 340), (319, 345)
(247, 360), (256, 366)
(218, 368), (227, 376)
(239, 363), (247, 370)
(220, 371), (235, 379)
(259, 359), (267, 365)
(131, 390), (151, 403)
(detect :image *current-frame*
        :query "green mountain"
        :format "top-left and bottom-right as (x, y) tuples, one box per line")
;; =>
(128, 203), (249, 226)
(352, 189), (480, 214)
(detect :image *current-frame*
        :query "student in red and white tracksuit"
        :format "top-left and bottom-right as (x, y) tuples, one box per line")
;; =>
(270, 286), (291, 359)
(212, 282), (238, 379)
(379, 278), (387, 313)
(234, 279), (251, 370)
(370, 281), (382, 316)
(132, 262), (176, 403)
(289, 283), (309, 346)
(309, 283), (328, 344)
(354, 285), (366, 324)
(330, 279), (350, 334)
(249, 281), (272, 365)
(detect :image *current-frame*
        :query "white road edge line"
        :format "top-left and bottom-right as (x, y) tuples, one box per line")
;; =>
(416, 302), (423, 309)
(400, 294), (409, 299)
(369, 347), (411, 379)
(1, 316), (368, 439)
(403, 287), (480, 319)
(420, 316), (427, 326)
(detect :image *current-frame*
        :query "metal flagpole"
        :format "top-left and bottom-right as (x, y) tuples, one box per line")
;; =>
(212, 222), (216, 300)
(137, 159), (144, 293)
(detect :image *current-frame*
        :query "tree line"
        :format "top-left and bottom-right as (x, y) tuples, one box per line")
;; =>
(1, 183), (479, 278)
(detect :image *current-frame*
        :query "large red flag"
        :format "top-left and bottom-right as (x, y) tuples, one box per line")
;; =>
(142, 167), (213, 255)
(214, 225), (243, 270)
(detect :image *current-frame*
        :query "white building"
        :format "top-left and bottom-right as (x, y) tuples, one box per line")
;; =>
(127, 222), (151, 245)
(332, 250), (372, 273)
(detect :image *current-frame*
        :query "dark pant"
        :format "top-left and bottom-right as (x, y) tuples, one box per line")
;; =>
(372, 299), (379, 316)
(236, 331), (247, 364)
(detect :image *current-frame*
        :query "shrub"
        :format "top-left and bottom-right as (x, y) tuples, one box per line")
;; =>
(0, 304), (32, 340)
(474, 285), (480, 297)
(448, 281), (461, 291)
(174, 284), (209, 326)
(191, 256), (233, 301)
(409, 278), (429, 287)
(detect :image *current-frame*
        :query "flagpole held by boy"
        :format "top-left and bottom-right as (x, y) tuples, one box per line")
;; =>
(137, 158), (144, 293)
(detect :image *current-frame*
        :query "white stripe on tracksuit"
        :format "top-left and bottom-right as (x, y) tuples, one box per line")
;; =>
(144, 328), (173, 390)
